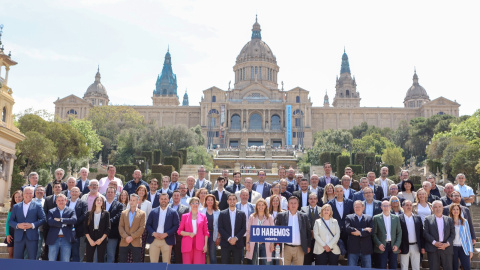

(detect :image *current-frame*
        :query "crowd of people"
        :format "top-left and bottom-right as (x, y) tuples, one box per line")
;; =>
(4, 163), (477, 270)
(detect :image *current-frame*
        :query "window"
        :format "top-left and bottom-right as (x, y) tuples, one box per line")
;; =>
(231, 114), (241, 130)
(210, 117), (217, 127)
(67, 109), (77, 115)
(251, 66), (254, 79)
(346, 90), (350, 97)
(2, 107), (6, 122)
(212, 96), (216, 102)
(271, 115), (281, 130)
(296, 96), (300, 103)
(230, 140), (239, 147)
(249, 113), (262, 130)
(437, 111), (445, 115)
(259, 67), (261, 79)
(295, 117), (302, 127)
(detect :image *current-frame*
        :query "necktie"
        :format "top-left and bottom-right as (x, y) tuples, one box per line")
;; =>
(311, 208), (314, 219)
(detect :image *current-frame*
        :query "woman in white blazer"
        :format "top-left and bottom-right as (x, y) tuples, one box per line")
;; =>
(312, 204), (341, 265)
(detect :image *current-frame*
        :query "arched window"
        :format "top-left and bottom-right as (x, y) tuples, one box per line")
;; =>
(67, 109), (77, 115)
(271, 114), (281, 130)
(208, 109), (219, 127)
(437, 111), (445, 115)
(296, 96), (300, 103)
(231, 114), (241, 130)
(346, 90), (350, 97)
(2, 107), (6, 122)
(249, 113), (262, 130)
(212, 96), (216, 102)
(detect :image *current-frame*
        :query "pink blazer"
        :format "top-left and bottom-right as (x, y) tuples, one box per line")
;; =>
(177, 212), (210, 253)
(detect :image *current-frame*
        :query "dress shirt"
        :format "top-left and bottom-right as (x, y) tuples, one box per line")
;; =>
(150, 192), (157, 203)
(58, 208), (65, 235)
(169, 182), (178, 191)
(80, 179), (87, 191)
(187, 188), (195, 198)
(217, 189), (224, 202)
(106, 200), (113, 212)
(455, 184), (474, 206)
(380, 179), (388, 198)
(170, 204), (179, 211)
(229, 209), (236, 239)
(23, 202), (31, 218)
(343, 187), (350, 199)
(156, 207), (167, 233)
(383, 214), (391, 241)
(325, 176), (331, 185)
(256, 183), (264, 196)
(309, 186), (318, 193)
(288, 212), (301, 246)
(301, 191), (308, 207)
(34, 198), (45, 207)
(356, 214), (363, 222)
(287, 179), (296, 186)
(240, 203), (249, 236)
(197, 179), (205, 188)
(129, 210), (137, 227)
(335, 199), (344, 217)
(160, 188), (169, 194)
(365, 202), (373, 217)
(435, 216), (444, 243)
(404, 214), (417, 243)
(68, 199), (77, 211)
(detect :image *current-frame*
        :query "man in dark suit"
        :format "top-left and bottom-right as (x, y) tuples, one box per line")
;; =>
(67, 187), (88, 262)
(211, 176), (231, 210)
(76, 167), (90, 195)
(341, 175), (356, 201)
(169, 190), (190, 264)
(382, 184), (405, 205)
(275, 196), (311, 265)
(9, 186), (46, 259)
(46, 194), (77, 261)
(367, 171), (384, 200)
(423, 181), (441, 203)
(329, 185), (354, 251)
(423, 200), (455, 270)
(252, 170), (272, 199)
(441, 183), (466, 207)
(226, 171), (245, 194)
(292, 178), (311, 210)
(398, 200), (424, 270)
(185, 176), (198, 198)
(301, 193), (321, 265)
(159, 176), (174, 199)
(146, 193), (180, 263)
(218, 193), (247, 264)
(308, 174), (325, 204)
(285, 168), (299, 193)
(148, 178), (161, 209)
(45, 168), (68, 197)
(279, 178), (293, 200)
(443, 191), (476, 244)
(21, 172), (40, 191)
(105, 186), (124, 263)
(61, 176), (77, 199)
(344, 166), (361, 191)
(362, 187), (382, 218)
(42, 181), (63, 260)
(318, 162), (339, 188)
(353, 177), (370, 201)
(346, 200), (374, 268)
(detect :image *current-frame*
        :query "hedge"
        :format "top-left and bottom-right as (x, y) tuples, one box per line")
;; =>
(134, 157), (146, 173)
(153, 149), (162, 164)
(347, 164), (363, 175)
(364, 156), (376, 173)
(164, 157), (181, 173)
(355, 153), (368, 167)
(172, 151), (184, 166)
(178, 149), (187, 165)
(152, 165), (175, 177)
(336, 155), (350, 176)
(96, 173), (125, 183)
(330, 152), (341, 172)
(387, 165), (395, 176)
(146, 173), (163, 181)
(116, 165), (138, 180)
(320, 152), (331, 166)
(141, 151), (153, 166)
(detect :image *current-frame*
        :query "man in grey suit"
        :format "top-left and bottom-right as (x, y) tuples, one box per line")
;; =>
(194, 166), (212, 192)
(301, 193), (321, 265)
(423, 200), (455, 270)
(275, 196), (311, 265)
(169, 190), (190, 264)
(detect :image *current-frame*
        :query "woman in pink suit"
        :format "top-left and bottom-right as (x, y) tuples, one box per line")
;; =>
(245, 198), (275, 265)
(177, 197), (209, 264)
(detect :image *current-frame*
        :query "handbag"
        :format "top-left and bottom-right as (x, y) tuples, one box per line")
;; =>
(321, 218), (347, 255)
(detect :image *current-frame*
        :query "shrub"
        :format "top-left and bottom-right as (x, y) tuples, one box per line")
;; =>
(152, 165), (175, 177)
(116, 165), (138, 180)
(355, 153), (368, 167)
(134, 157), (146, 173)
(388, 165), (395, 176)
(331, 152), (341, 172)
(141, 151), (153, 166)
(146, 173), (163, 181)
(337, 155), (350, 175)
(320, 152), (331, 166)
(89, 168), (98, 173)
(153, 149), (162, 164)
(364, 156), (376, 173)
(347, 164), (363, 175)
(178, 149), (187, 164)
(172, 151), (183, 166)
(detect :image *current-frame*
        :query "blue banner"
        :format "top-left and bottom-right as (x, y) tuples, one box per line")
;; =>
(250, 225), (292, 243)
(286, 105), (292, 146)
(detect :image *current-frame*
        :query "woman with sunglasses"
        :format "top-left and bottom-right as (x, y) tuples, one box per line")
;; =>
(389, 196), (403, 215)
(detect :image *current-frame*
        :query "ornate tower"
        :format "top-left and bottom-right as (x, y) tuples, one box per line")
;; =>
(152, 49), (179, 106)
(182, 89), (189, 106)
(323, 90), (329, 107)
(332, 49), (361, 107)
(83, 66), (109, 106)
(404, 68), (430, 108)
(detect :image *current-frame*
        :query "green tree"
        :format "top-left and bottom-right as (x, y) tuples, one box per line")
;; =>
(47, 122), (89, 166)
(313, 129), (352, 152)
(17, 131), (56, 175)
(190, 125), (205, 146)
(187, 145), (213, 171)
(381, 146), (404, 174)
(69, 118), (103, 159)
(352, 133), (396, 155)
(451, 145), (480, 185)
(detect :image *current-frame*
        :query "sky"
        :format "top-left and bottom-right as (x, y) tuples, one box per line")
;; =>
(1, 0), (479, 117)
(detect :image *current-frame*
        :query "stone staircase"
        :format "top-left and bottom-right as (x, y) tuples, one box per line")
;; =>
(178, 164), (202, 183)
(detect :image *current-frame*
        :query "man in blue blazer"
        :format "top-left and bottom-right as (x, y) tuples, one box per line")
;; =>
(148, 178), (162, 209)
(76, 167), (90, 195)
(353, 177), (370, 201)
(159, 176), (174, 200)
(9, 186), (46, 259)
(146, 193), (180, 263)
(318, 162), (339, 188)
(252, 170), (272, 199)
(362, 187), (382, 218)
(345, 200), (374, 268)
(46, 194), (77, 261)
(218, 194), (247, 264)
(105, 186), (125, 263)
(341, 175), (356, 201)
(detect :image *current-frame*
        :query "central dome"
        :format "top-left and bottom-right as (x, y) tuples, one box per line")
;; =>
(236, 18), (277, 65)
(84, 69), (108, 98)
(404, 71), (429, 102)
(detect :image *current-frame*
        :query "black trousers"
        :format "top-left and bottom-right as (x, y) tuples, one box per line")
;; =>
(173, 234), (183, 263)
(221, 245), (243, 264)
(119, 244), (141, 263)
(303, 239), (316, 265)
(85, 230), (107, 263)
(315, 251), (339, 265)
(428, 250), (453, 270)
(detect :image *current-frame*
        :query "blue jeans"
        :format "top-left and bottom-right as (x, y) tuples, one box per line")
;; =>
(453, 246), (471, 270)
(252, 243), (272, 265)
(377, 243), (398, 269)
(106, 238), (118, 263)
(348, 253), (371, 268)
(48, 237), (72, 262)
(36, 233), (44, 260)
(207, 234), (217, 264)
(71, 236), (85, 262)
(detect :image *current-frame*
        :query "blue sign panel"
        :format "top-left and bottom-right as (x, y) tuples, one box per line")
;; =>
(286, 105), (292, 146)
(250, 225), (292, 243)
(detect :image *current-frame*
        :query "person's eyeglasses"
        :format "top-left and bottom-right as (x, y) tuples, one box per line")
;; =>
(190, 202), (199, 205)
(381, 205), (390, 208)
(390, 188), (398, 191)
(391, 200), (399, 203)
(364, 192), (373, 194)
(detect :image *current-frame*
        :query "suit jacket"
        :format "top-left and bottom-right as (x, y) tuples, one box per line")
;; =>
(236, 202), (255, 218)
(441, 196), (466, 207)
(318, 175), (339, 188)
(225, 183), (245, 194)
(363, 200), (382, 217)
(301, 205), (321, 229)
(252, 181), (272, 199)
(43, 194), (59, 236)
(286, 180), (299, 193)
(67, 199), (88, 238)
(374, 178), (395, 197)
(292, 190), (312, 210)
(398, 213), (424, 254)
(211, 189), (231, 210)
(194, 179), (213, 192)
(443, 205), (476, 240)
(158, 189), (173, 200)
(353, 190), (366, 202)
(83, 211), (110, 239)
(328, 198), (354, 230)
(169, 181), (180, 192)
(106, 200), (124, 239)
(168, 203), (190, 217)
(45, 181), (68, 197)
(186, 187), (198, 198)
(312, 217), (341, 255)
(235, 190), (261, 204)
(177, 212), (209, 252)
(343, 187), (355, 201)
(9, 201), (46, 242)
(345, 213), (373, 255)
(372, 213), (402, 253)
(148, 191), (168, 209)
(275, 211), (311, 253)
(372, 184), (384, 200)
(76, 178), (90, 195)
(281, 190), (293, 200)
(46, 207), (77, 245)
(427, 193), (440, 203)
(423, 214), (455, 254)
(118, 209), (146, 247)
(218, 208), (246, 248)
(146, 206), (180, 245)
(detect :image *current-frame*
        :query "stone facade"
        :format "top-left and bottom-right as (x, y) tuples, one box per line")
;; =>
(54, 18), (460, 149)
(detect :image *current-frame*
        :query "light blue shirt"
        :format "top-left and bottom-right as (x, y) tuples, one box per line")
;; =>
(365, 202), (373, 217)
(128, 209), (136, 227)
(455, 184), (474, 206)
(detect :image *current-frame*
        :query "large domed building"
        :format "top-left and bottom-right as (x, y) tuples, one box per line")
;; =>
(55, 17), (460, 149)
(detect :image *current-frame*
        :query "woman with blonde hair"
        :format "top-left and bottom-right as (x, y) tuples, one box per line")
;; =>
(195, 188), (209, 211)
(389, 196), (403, 215)
(321, 183), (336, 205)
(313, 204), (341, 265)
(449, 203), (473, 270)
(118, 190), (129, 207)
(246, 198), (275, 265)
(268, 194), (284, 221)
(200, 194), (220, 264)
(265, 182), (287, 210)
(412, 188), (432, 224)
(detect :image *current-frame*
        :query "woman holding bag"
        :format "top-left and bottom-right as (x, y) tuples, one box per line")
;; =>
(312, 204), (341, 265)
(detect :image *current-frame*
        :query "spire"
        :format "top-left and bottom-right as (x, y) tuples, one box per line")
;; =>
(323, 90), (329, 107)
(182, 88), (189, 106)
(340, 48), (351, 74)
(95, 66), (101, 82)
(413, 67), (419, 84)
(251, 16), (262, 40)
(154, 49), (177, 96)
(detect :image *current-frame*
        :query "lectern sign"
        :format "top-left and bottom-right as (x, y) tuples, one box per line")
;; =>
(249, 225), (292, 243)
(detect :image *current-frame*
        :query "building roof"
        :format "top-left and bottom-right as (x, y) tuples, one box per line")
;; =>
(236, 17), (277, 65)
(84, 67), (108, 98)
(404, 70), (429, 102)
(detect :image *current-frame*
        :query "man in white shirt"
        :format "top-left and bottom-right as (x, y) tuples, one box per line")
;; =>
(169, 171), (180, 191)
(171, 183), (191, 207)
(235, 177), (261, 204)
(98, 165), (124, 194)
(454, 173), (475, 207)
(253, 170), (271, 199)
(372, 201), (402, 269)
(34, 186), (45, 207)
(292, 178), (311, 209)
(375, 167), (394, 198)
(194, 166), (212, 192)
(148, 178), (161, 208)
(398, 200), (423, 270)
(62, 177), (77, 199)
(186, 176), (197, 198)
(76, 167), (91, 195)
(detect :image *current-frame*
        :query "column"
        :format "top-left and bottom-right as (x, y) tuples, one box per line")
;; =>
(4, 67), (9, 85)
(240, 109), (244, 129)
(262, 109), (265, 129)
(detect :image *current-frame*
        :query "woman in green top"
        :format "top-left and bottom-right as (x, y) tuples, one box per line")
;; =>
(4, 190), (23, 258)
